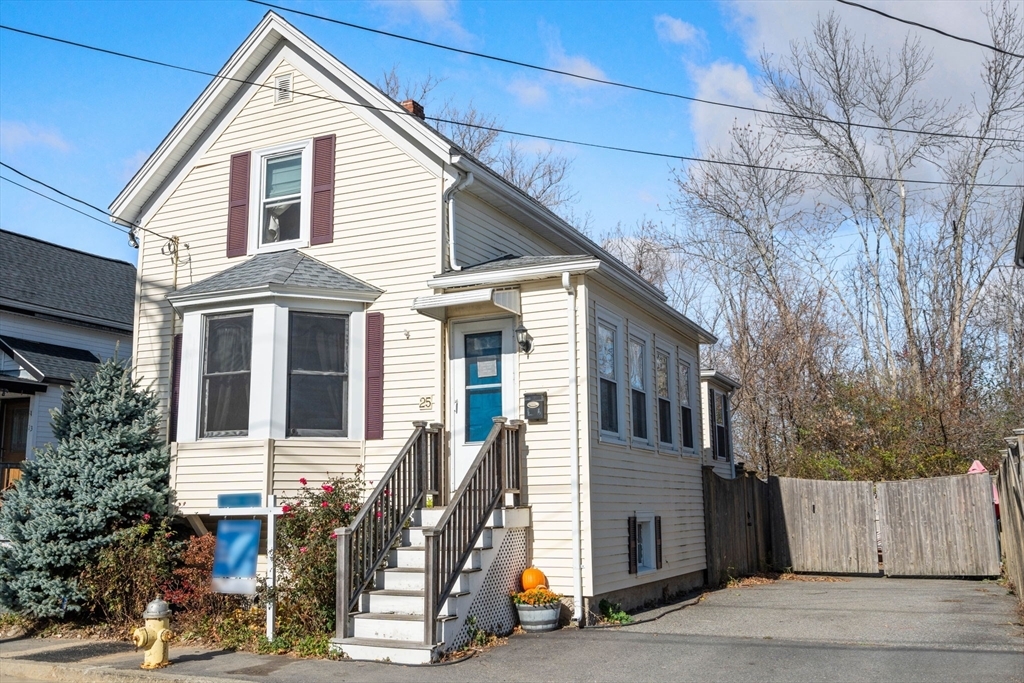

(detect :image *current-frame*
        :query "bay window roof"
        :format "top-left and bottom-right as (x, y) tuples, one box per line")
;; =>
(167, 249), (381, 307)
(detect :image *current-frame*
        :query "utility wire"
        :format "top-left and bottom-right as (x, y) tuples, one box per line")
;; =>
(0, 24), (1021, 190)
(1, 175), (130, 233)
(0, 161), (174, 243)
(248, 0), (1022, 144)
(836, 0), (1024, 59)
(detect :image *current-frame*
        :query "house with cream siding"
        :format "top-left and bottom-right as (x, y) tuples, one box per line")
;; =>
(111, 12), (727, 662)
(701, 369), (740, 479)
(0, 229), (135, 491)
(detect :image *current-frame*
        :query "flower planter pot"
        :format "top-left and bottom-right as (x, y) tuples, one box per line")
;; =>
(515, 603), (560, 633)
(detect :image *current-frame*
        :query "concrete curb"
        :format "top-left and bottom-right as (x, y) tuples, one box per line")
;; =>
(2, 658), (253, 683)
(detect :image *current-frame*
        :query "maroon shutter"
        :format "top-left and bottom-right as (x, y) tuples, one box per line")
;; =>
(627, 516), (638, 574)
(169, 333), (183, 442)
(310, 134), (336, 245)
(227, 151), (250, 257)
(365, 311), (384, 440)
(655, 516), (663, 569)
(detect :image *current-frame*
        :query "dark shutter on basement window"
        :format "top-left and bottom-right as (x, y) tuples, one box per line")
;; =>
(627, 516), (638, 574)
(310, 134), (336, 245)
(365, 311), (384, 439)
(226, 151), (250, 257)
(169, 333), (183, 442)
(655, 516), (663, 569)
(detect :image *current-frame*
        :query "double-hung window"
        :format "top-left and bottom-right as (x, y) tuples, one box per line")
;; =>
(712, 390), (730, 461)
(287, 312), (349, 437)
(679, 361), (694, 449)
(629, 338), (648, 441)
(597, 322), (619, 434)
(655, 349), (673, 447)
(201, 312), (253, 438)
(261, 152), (303, 245)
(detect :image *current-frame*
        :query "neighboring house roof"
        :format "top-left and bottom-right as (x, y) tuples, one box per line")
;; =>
(0, 229), (136, 332)
(0, 335), (101, 384)
(701, 368), (741, 391)
(168, 249), (382, 304)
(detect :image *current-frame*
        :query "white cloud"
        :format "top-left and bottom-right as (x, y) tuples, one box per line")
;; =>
(0, 120), (71, 153)
(507, 76), (549, 107)
(372, 0), (472, 43)
(118, 149), (151, 183)
(541, 22), (607, 86)
(687, 61), (766, 152)
(654, 14), (705, 46)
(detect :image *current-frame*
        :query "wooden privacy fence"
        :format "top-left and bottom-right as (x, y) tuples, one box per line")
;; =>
(997, 430), (1024, 604)
(702, 466), (770, 585)
(877, 474), (1000, 577)
(770, 477), (878, 574)
(703, 470), (1001, 580)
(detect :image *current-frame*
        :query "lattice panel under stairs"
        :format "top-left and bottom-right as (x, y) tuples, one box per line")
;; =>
(447, 527), (528, 651)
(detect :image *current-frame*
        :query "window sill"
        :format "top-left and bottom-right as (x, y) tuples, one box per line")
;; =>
(598, 433), (628, 446)
(630, 440), (656, 453)
(253, 239), (308, 255)
(636, 566), (657, 576)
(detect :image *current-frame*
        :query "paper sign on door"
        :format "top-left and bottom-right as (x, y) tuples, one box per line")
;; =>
(477, 358), (498, 378)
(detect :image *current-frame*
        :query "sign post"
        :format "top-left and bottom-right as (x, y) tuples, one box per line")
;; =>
(209, 492), (283, 641)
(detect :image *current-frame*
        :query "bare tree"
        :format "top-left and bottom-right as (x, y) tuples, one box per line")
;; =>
(377, 66), (579, 217)
(670, 3), (1024, 476)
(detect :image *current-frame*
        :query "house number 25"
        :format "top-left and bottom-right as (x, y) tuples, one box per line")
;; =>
(419, 396), (433, 410)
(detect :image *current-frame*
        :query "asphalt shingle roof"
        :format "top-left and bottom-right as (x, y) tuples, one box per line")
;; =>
(0, 335), (102, 383)
(170, 250), (381, 299)
(0, 230), (136, 330)
(433, 254), (596, 278)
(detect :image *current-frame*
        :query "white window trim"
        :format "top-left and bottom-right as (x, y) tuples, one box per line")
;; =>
(635, 512), (657, 575)
(627, 324), (654, 449)
(678, 350), (699, 456)
(654, 342), (677, 453)
(177, 296), (365, 443)
(595, 305), (625, 442)
(248, 139), (314, 254)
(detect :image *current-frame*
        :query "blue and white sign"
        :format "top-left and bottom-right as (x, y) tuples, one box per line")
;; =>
(212, 519), (261, 595)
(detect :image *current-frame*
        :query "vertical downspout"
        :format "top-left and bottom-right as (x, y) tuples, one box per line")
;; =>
(444, 171), (475, 272)
(563, 272), (583, 623)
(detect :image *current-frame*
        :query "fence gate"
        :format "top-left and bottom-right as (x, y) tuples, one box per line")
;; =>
(877, 474), (1000, 577)
(769, 477), (878, 574)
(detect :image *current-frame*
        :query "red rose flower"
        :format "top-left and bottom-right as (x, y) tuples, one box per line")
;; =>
(322, 484), (334, 493)
(321, 501), (329, 508)
(281, 504), (291, 513)
(142, 513), (151, 522)
(299, 477), (307, 485)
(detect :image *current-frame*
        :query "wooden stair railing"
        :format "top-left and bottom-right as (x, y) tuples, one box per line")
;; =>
(335, 421), (444, 640)
(422, 417), (525, 646)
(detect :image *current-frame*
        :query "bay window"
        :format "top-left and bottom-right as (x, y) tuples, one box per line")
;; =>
(200, 312), (253, 438)
(287, 312), (348, 437)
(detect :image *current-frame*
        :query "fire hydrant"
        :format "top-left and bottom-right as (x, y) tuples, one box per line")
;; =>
(132, 596), (174, 669)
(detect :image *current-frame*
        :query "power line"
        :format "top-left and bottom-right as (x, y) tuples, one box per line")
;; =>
(0, 162), (175, 244)
(248, 0), (1022, 144)
(0, 24), (1021, 190)
(836, 0), (1024, 59)
(1, 175), (130, 233)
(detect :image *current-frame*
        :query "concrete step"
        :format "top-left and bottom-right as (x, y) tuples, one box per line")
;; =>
(351, 612), (455, 641)
(361, 589), (466, 617)
(389, 545), (482, 570)
(332, 637), (436, 665)
(376, 565), (479, 592)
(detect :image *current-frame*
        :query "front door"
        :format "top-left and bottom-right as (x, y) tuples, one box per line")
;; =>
(450, 320), (516, 489)
(0, 398), (30, 490)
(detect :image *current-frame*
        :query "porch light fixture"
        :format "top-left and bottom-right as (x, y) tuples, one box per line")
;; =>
(514, 323), (533, 354)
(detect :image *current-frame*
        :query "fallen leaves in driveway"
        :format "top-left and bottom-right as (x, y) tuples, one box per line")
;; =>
(726, 572), (850, 587)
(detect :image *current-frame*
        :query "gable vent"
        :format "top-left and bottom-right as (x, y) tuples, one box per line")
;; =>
(274, 73), (293, 104)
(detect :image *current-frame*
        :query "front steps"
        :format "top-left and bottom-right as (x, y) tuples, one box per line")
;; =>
(332, 506), (529, 664)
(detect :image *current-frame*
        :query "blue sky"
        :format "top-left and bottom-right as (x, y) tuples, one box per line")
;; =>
(0, 1), (1006, 264)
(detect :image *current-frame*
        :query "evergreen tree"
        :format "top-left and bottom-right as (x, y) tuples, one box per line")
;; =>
(0, 359), (171, 618)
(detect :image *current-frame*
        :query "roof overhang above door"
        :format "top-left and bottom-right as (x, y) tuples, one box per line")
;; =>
(412, 288), (520, 321)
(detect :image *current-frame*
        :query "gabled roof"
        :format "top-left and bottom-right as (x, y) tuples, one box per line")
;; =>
(0, 229), (136, 332)
(0, 335), (102, 384)
(167, 249), (381, 304)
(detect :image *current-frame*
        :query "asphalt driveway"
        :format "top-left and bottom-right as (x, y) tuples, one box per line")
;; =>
(3, 576), (1021, 682)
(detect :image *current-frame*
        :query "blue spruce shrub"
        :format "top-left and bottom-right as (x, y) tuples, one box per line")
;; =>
(0, 359), (171, 618)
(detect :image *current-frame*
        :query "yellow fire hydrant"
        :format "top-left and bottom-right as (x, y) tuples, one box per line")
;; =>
(132, 596), (174, 669)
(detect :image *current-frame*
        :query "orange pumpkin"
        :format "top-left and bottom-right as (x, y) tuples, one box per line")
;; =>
(521, 567), (548, 591)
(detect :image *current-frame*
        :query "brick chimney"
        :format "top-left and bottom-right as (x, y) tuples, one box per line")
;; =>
(401, 99), (425, 120)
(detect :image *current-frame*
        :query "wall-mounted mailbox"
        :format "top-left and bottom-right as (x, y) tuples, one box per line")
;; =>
(524, 392), (547, 422)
